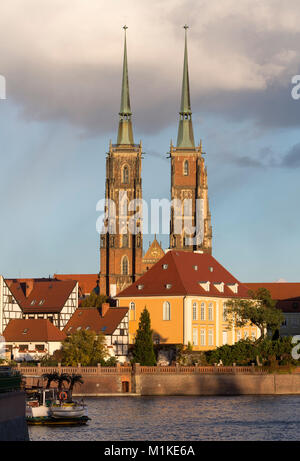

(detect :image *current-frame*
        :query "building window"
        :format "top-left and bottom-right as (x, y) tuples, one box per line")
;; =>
(122, 256), (129, 275)
(222, 331), (228, 345)
(237, 330), (241, 341)
(130, 302), (135, 320)
(192, 302), (198, 321)
(123, 166), (129, 184)
(192, 328), (198, 346)
(19, 345), (28, 352)
(163, 301), (171, 321)
(119, 329), (125, 336)
(200, 303), (205, 321)
(208, 329), (213, 346)
(35, 344), (45, 352)
(208, 303), (213, 321)
(251, 330), (256, 340)
(200, 329), (206, 346)
(244, 330), (249, 339)
(183, 160), (189, 176)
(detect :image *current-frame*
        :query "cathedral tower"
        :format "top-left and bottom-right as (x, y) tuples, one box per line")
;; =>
(100, 27), (143, 296)
(169, 26), (212, 254)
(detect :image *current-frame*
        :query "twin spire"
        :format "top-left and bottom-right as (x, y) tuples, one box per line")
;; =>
(117, 25), (195, 148)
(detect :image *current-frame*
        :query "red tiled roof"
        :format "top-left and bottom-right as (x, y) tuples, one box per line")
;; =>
(117, 250), (250, 298)
(246, 283), (300, 313)
(63, 307), (128, 336)
(54, 274), (99, 296)
(6, 278), (77, 313)
(3, 319), (66, 342)
(245, 283), (300, 300)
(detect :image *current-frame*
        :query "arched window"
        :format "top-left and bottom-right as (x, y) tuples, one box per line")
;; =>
(122, 256), (129, 275)
(163, 301), (171, 321)
(123, 166), (129, 184)
(183, 160), (189, 176)
(192, 302), (198, 321)
(208, 303), (213, 321)
(130, 301), (135, 321)
(200, 302), (205, 321)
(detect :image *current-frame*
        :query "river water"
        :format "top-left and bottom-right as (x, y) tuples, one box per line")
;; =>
(28, 395), (300, 441)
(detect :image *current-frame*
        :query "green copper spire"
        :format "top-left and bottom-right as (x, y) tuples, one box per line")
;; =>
(117, 25), (134, 145)
(176, 25), (195, 149)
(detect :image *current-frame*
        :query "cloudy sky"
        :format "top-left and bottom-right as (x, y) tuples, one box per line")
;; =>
(1, 0), (300, 282)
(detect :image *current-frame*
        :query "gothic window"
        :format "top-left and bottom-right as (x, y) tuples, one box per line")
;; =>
(183, 160), (189, 176)
(136, 234), (141, 247)
(100, 236), (105, 248)
(110, 236), (115, 247)
(122, 256), (129, 275)
(122, 165), (129, 184)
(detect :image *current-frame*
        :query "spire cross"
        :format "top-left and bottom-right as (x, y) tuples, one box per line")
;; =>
(183, 24), (189, 31)
(123, 25), (128, 31)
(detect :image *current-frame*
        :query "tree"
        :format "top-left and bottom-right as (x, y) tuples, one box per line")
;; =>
(225, 288), (284, 340)
(61, 329), (109, 366)
(81, 292), (107, 309)
(132, 307), (156, 366)
(68, 374), (84, 399)
(42, 372), (59, 389)
(57, 373), (71, 392)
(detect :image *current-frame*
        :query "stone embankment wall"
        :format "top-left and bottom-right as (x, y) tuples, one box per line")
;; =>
(0, 391), (29, 441)
(17, 364), (300, 396)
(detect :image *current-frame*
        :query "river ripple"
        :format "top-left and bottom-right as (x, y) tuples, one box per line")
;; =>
(28, 395), (300, 441)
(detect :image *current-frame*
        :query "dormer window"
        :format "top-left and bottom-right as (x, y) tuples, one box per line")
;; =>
(209, 267), (214, 272)
(162, 264), (168, 270)
(137, 284), (144, 290)
(214, 282), (224, 293)
(39, 299), (45, 305)
(193, 265), (198, 271)
(227, 283), (238, 294)
(198, 281), (210, 292)
(30, 300), (36, 305)
(165, 284), (172, 290)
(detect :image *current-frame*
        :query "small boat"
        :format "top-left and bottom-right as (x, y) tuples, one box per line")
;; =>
(26, 388), (89, 426)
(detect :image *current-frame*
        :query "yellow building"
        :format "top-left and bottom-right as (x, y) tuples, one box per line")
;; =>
(116, 250), (260, 350)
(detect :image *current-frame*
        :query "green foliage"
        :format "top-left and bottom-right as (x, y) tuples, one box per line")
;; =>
(225, 288), (284, 339)
(81, 292), (107, 308)
(205, 339), (258, 366)
(42, 372), (59, 389)
(61, 329), (109, 366)
(187, 341), (193, 352)
(132, 307), (156, 366)
(205, 336), (297, 367)
(103, 356), (118, 367)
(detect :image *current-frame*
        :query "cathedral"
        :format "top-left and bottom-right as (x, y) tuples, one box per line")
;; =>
(99, 26), (212, 297)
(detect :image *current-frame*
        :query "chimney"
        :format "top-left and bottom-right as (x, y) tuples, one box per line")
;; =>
(101, 303), (110, 317)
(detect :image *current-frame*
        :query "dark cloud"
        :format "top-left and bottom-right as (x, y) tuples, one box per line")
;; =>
(231, 143), (300, 169)
(281, 143), (300, 167)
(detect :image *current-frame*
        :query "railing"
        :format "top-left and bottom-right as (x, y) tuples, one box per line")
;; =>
(139, 366), (269, 374)
(14, 364), (271, 376)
